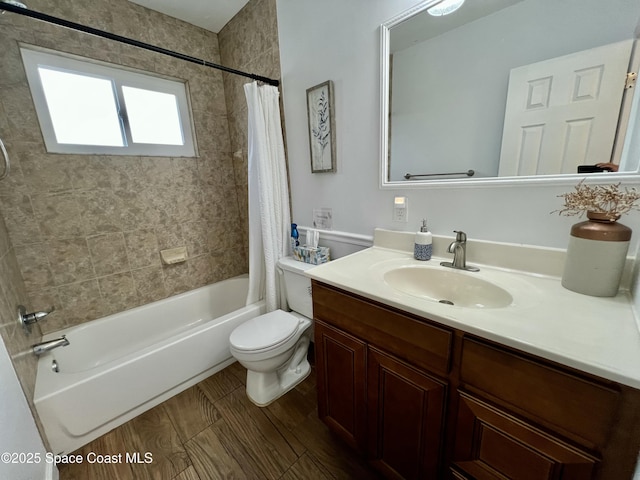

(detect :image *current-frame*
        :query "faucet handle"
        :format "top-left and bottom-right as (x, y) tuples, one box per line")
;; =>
(453, 230), (467, 243)
(18, 305), (55, 332)
(38, 306), (55, 318)
(28, 306), (55, 323)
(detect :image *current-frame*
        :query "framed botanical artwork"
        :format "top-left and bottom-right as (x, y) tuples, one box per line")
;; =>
(306, 80), (336, 173)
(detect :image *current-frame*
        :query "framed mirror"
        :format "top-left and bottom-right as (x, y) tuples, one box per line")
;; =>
(380, 0), (640, 188)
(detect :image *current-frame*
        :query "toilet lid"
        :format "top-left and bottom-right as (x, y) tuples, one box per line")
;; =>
(230, 310), (299, 352)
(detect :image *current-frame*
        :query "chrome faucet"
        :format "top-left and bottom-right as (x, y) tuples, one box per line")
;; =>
(18, 305), (55, 333)
(32, 335), (69, 356)
(440, 230), (479, 272)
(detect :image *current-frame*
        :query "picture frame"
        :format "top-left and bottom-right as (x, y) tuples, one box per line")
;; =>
(306, 80), (336, 173)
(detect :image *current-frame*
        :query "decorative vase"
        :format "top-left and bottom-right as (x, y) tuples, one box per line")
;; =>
(561, 211), (631, 297)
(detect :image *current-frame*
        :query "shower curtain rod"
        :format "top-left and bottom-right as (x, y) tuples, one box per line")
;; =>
(0, 1), (280, 87)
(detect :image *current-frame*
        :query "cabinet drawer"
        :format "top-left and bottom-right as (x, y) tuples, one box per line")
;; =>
(453, 392), (597, 480)
(312, 281), (452, 375)
(460, 338), (620, 449)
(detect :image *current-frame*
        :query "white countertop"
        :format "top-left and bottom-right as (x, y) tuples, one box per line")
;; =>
(306, 237), (640, 389)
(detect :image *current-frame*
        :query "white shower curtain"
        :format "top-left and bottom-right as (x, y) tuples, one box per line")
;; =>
(244, 81), (291, 312)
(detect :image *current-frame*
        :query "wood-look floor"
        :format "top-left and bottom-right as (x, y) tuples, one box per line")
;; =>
(59, 362), (382, 480)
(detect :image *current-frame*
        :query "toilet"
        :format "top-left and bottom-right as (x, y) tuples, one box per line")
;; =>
(229, 256), (315, 406)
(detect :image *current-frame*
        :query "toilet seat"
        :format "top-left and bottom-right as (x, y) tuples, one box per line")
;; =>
(229, 310), (299, 353)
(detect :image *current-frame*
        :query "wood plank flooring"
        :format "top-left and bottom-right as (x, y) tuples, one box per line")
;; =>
(58, 362), (382, 480)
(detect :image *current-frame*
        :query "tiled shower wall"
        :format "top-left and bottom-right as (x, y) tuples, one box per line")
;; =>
(0, 0), (249, 337)
(219, 0), (283, 255)
(0, 212), (40, 420)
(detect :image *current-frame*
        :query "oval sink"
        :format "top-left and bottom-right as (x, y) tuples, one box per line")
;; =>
(383, 266), (513, 308)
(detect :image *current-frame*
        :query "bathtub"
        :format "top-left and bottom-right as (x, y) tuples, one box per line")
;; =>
(34, 275), (265, 454)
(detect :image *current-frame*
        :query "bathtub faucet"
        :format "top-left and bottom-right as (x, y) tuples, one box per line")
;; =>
(20, 305), (55, 324)
(18, 305), (55, 332)
(32, 335), (69, 356)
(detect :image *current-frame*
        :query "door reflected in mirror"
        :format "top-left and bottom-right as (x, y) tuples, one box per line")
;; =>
(381, 0), (640, 185)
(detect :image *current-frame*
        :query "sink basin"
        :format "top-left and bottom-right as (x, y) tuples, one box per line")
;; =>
(383, 266), (513, 308)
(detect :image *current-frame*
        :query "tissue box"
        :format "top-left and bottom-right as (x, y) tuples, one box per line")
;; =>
(292, 245), (330, 265)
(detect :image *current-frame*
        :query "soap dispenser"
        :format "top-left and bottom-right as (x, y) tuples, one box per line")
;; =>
(414, 219), (432, 261)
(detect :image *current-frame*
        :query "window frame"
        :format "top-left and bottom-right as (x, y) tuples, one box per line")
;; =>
(20, 45), (197, 157)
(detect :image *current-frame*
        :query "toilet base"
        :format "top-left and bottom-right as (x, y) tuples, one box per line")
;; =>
(245, 359), (311, 407)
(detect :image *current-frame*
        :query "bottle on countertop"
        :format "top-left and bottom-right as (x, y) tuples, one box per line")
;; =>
(291, 223), (300, 252)
(414, 219), (432, 261)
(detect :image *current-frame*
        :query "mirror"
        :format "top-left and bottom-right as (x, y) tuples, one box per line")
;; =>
(381, 0), (640, 186)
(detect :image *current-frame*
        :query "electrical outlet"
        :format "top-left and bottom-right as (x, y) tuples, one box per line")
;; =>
(393, 196), (408, 223)
(393, 208), (407, 222)
(313, 208), (333, 229)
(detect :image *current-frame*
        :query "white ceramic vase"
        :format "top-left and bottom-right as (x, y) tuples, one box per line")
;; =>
(562, 212), (631, 297)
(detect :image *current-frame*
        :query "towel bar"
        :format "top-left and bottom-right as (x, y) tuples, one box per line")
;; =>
(404, 169), (474, 179)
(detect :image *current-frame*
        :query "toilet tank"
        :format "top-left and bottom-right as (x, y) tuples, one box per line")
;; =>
(277, 256), (316, 318)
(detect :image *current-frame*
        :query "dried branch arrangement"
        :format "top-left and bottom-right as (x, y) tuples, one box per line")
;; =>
(555, 180), (640, 220)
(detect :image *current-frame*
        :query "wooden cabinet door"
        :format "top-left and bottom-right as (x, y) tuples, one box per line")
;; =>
(452, 392), (597, 480)
(367, 346), (446, 479)
(315, 320), (367, 453)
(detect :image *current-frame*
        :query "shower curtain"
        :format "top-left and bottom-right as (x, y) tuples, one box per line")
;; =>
(244, 81), (290, 312)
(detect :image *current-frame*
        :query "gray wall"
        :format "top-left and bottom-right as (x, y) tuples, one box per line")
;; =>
(276, 0), (640, 251)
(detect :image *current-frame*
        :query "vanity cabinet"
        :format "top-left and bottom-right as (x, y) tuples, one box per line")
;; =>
(314, 320), (367, 453)
(315, 318), (446, 479)
(313, 281), (451, 479)
(315, 320), (445, 478)
(367, 346), (446, 479)
(312, 280), (640, 480)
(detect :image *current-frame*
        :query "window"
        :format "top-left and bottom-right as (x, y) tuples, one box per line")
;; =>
(20, 46), (196, 156)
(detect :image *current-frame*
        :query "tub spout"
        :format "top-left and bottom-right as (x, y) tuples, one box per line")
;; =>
(32, 335), (69, 356)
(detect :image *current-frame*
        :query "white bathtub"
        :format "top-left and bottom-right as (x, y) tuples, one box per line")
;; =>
(34, 275), (264, 454)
